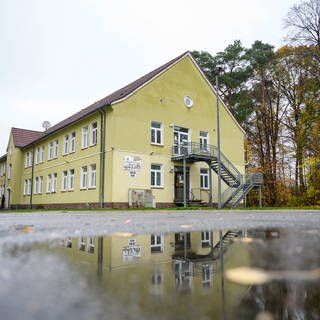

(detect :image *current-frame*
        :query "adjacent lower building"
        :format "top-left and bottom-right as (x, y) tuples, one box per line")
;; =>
(0, 52), (262, 209)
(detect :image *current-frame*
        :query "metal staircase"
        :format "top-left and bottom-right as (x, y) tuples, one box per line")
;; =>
(172, 142), (263, 207)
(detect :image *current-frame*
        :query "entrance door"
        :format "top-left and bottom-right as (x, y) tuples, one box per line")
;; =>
(174, 166), (190, 202)
(173, 126), (189, 155)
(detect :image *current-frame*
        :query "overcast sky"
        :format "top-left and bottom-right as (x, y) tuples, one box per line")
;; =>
(0, 0), (297, 154)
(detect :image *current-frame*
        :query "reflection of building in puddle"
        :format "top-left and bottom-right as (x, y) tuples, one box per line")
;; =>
(57, 230), (250, 319)
(60, 230), (242, 287)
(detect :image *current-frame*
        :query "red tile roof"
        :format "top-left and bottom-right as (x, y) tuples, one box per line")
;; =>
(11, 127), (44, 148)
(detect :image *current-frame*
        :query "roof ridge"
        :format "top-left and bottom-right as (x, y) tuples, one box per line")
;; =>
(11, 127), (43, 134)
(23, 51), (191, 147)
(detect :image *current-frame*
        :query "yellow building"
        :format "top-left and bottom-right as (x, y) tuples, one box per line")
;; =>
(0, 52), (262, 209)
(56, 230), (250, 319)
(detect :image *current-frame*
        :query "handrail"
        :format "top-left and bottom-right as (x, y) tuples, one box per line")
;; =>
(171, 142), (263, 207)
(172, 142), (241, 179)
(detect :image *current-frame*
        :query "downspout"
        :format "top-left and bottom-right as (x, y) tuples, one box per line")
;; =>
(30, 145), (35, 209)
(99, 109), (106, 208)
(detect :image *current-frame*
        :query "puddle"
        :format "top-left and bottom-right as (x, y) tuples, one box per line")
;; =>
(1, 228), (320, 319)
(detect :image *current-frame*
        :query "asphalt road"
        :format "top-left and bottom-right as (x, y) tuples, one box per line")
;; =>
(0, 209), (320, 244)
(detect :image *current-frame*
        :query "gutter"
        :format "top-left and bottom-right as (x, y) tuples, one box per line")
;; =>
(99, 109), (106, 208)
(30, 145), (35, 209)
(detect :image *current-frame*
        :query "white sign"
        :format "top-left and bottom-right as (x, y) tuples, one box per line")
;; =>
(122, 246), (142, 260)
(123, 156), (142, 177)
(128, 239), (136, 246)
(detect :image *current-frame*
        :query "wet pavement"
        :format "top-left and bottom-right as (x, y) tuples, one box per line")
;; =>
(0, 210), (320, 320)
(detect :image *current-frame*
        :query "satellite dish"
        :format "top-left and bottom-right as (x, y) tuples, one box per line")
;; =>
(42, 121), (51, 130)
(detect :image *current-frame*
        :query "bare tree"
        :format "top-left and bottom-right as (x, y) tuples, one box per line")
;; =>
(284, 0), (320, 46)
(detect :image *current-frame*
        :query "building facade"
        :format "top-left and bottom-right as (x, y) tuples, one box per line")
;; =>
(0, 52), (261, 209)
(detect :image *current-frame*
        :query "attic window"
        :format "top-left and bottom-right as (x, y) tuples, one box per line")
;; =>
(184, 96), (193, 108)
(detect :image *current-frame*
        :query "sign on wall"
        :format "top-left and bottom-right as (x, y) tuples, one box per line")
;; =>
(122, 238), (141, 260)
(123, 156), (142, 177)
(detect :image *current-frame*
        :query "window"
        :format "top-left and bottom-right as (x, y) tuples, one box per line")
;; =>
(25, 153), (29, 168)
(35, 148), (39, 165)
(7, 164), (12, 180)
(40, 146), (44, 163)
(151, 164), (162, 187)
(61, 171), (68, 191)
(70, 132), (76, 153)
(34, 177), (39, 194)
(80, 166), (87, 189)
(0, 162), (5, 176)
(24, 179), (31, 195)
(69, 169), (75, 190)
(46, 174), (52, 193)
(90, 122), (98, 146)
(82, 126), (88, 148)
(151, 121), (163, 145)
(87, 237), (95, 253)
(200, 131), (208, 151)
(200, 168), (209, 189)
(151, 234), (163, 253)
(63, 135), (69, 155)
(25, 151), (33, 167)
(89, 164), (96, 188)
(52, 173), (57, 192)
(24, 180), (28, 195)
(39, 176), (43, 194)
(201, 231), (211, 248)
(202, 265), (211, 287)
(48, 142), (53, 160)
(79, 237), (86, 251)
(53, 140), (59, 158)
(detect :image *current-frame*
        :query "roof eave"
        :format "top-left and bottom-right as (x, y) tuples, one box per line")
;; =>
(21, 103), (111, 150)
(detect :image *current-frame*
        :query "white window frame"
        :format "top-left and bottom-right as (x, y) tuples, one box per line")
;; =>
(82, 126), (88, 149)
(46, 174), (52, 193)
(89, 164), (96, 188)
(90, 122), (98, 146)
(53, 140), (59, 159)
(70, 132), (76, 153)
(40, 146), (44, 163)
(151, 164), (162, 188)
(201, 231), (211, 248)
(80, 166), (87, 189)
(25, 152), (29, 168)
(34, 177), (39, 194)
(151, 121), (163, 145)
(200, 131), (209, 151)
(39, 176), (43, 194)
(29, 152), (33, 167)
(48, 142), (53, 160)
(63, 135), (69, 155)
(79, 237), (86, 251)
(25, 179), (31, 195)
(24, 180), (28, 195)
(87, 237), (95, 253)
(61, 171), (68, 191)
(151, 234), (163, 253)
(200, 168), (209, 189)
(52, 173), (57, 192)
(7, 164), (12, 180)
(25, 151), (32, 168)
(68, 169), (75, 191)
(35, 148), (39, 165)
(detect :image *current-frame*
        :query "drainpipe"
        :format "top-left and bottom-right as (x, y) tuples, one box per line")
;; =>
(30, 145), (35, 209)
(99, 109), (106, 208)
